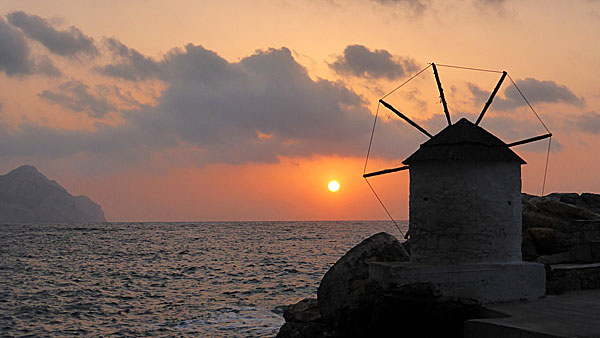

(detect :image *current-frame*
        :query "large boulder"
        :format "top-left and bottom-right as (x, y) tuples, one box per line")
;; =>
(276, 322), (335, 338)
(283, 298), (320, 323)
(317, 232), (409, 322)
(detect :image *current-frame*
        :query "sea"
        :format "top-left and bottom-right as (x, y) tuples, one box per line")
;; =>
(0, 221), (408, 337)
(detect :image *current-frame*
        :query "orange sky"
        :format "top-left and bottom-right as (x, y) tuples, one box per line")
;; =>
(0, 0), (599, 221)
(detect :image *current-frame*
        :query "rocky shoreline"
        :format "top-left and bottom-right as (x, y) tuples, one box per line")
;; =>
(277, 193), (600, 338)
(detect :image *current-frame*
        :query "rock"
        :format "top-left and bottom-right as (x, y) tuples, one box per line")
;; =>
(317, 232), (408, 323)
(550, 192), (582, 206)
(0, 165), (106, 223)
(548, 192), (600, 215)
(402, 239), (411, 254)
(522, 193), (600, 261)
(527, 227), (556, 254)
(582, 193), (600, 214)
(522, 194), (600, 232)
(283, 298), (320, 323)
(522, 207), (569, 232)
(276, 322), (335, 338)
(535, 251), (571, 265)
(542, 195), (599, 221)
(553, 230), (583, 253)
(546, 263), (600, 295)
(332, 282), (488, 338)
(521, 231), (539, 261)
(568, 243), (599, 263)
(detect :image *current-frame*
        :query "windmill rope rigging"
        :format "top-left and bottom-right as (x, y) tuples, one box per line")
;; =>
(364, 178), (407, 240)
(506, 74), (551, 134)
(506, 73), (553, 195)
(381, 64), (433, 100)
(436, 63), (504, 74)
(363, 63), (553, 238)
(363, 104), (380, 174)
(542, 137), (552, 196)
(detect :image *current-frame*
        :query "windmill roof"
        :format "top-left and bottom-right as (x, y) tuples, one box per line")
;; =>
(402, 118), (526, 165)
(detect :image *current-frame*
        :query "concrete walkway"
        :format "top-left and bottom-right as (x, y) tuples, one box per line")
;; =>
(466, 289), (600, 338)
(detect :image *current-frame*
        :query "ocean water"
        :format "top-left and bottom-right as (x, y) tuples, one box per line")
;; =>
(0, 221), (408, 337)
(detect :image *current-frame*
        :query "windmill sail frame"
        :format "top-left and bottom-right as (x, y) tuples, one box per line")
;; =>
(363, 62), (554, 238)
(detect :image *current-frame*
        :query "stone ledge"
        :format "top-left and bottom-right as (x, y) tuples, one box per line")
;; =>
(369, 262), (546, 304)
(466, 289), (600, 338)
(547, 262), (600, 294)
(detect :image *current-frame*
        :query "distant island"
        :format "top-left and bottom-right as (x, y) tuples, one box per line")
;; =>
(0, 165), (106, 223)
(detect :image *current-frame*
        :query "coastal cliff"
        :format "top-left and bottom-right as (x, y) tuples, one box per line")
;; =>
(0, 165), (106, 223)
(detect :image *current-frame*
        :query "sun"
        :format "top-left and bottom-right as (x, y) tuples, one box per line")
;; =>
(328, 180), (340, 192)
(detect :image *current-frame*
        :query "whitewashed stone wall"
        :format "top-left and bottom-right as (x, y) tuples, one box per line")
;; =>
(408, 160), (522, 264)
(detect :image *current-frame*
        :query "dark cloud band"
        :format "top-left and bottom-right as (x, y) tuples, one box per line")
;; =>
(38, 80), (114, 118)
(330, 44), (419, 80)
(468, 78), (584, 110)
(7, 11), (98, 58)
(0, 17), (32, 76)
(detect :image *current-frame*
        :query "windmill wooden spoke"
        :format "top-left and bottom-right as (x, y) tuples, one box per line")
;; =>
(363, 165), (409, 178)
(379, 99), (433, 138)
(431, 63), (451, 126)
(507, 133), (552, 147)
(363, 63), (554, 254)
(475, 71), (507, 126)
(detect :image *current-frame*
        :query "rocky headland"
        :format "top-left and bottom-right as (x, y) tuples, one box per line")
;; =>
(0, 165), (106, 223)
(277, 192), (600, 338)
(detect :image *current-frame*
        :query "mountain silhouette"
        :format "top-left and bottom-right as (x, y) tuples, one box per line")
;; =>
(0, 165), (106, 223)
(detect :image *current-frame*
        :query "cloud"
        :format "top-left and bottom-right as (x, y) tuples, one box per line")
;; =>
(574, 111), (600, 134)
(471, 0), (509, 16)
(125, 45), (378, 164)
(475, 0), (505, 5)
(371, 0), (428, 14)
(330, 44), (419, 80)
(98, 39), (241, 83)
(468, 78), (584, 110)
(2, 44), (428, 166)
(0, 17), (32, 76)
(507, 78), (584, 107)
(33, 55), (62, 77)
(0, 122), (156, 163)
(38, 80), (115, 118)
(7, 11), (98, 58)
(2, 36), (569, 168)
(0, 17), (62, 77)
(96, 38), (161, 81)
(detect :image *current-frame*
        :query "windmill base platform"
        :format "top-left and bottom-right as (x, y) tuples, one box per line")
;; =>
(369, 261), (546, 304)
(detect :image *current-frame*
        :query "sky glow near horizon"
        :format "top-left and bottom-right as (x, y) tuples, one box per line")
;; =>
(0, 0), (599, 221)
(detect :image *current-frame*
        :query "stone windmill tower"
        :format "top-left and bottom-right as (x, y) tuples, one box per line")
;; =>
(403, 117), (526, 266)
(364, 64), (552, 303)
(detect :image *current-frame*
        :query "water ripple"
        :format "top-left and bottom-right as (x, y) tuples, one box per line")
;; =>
(0, 221), (406, 337)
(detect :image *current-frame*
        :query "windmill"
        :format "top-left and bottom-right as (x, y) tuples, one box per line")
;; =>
(364, 63), (550, 303)
(363, 63), (552, 181)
